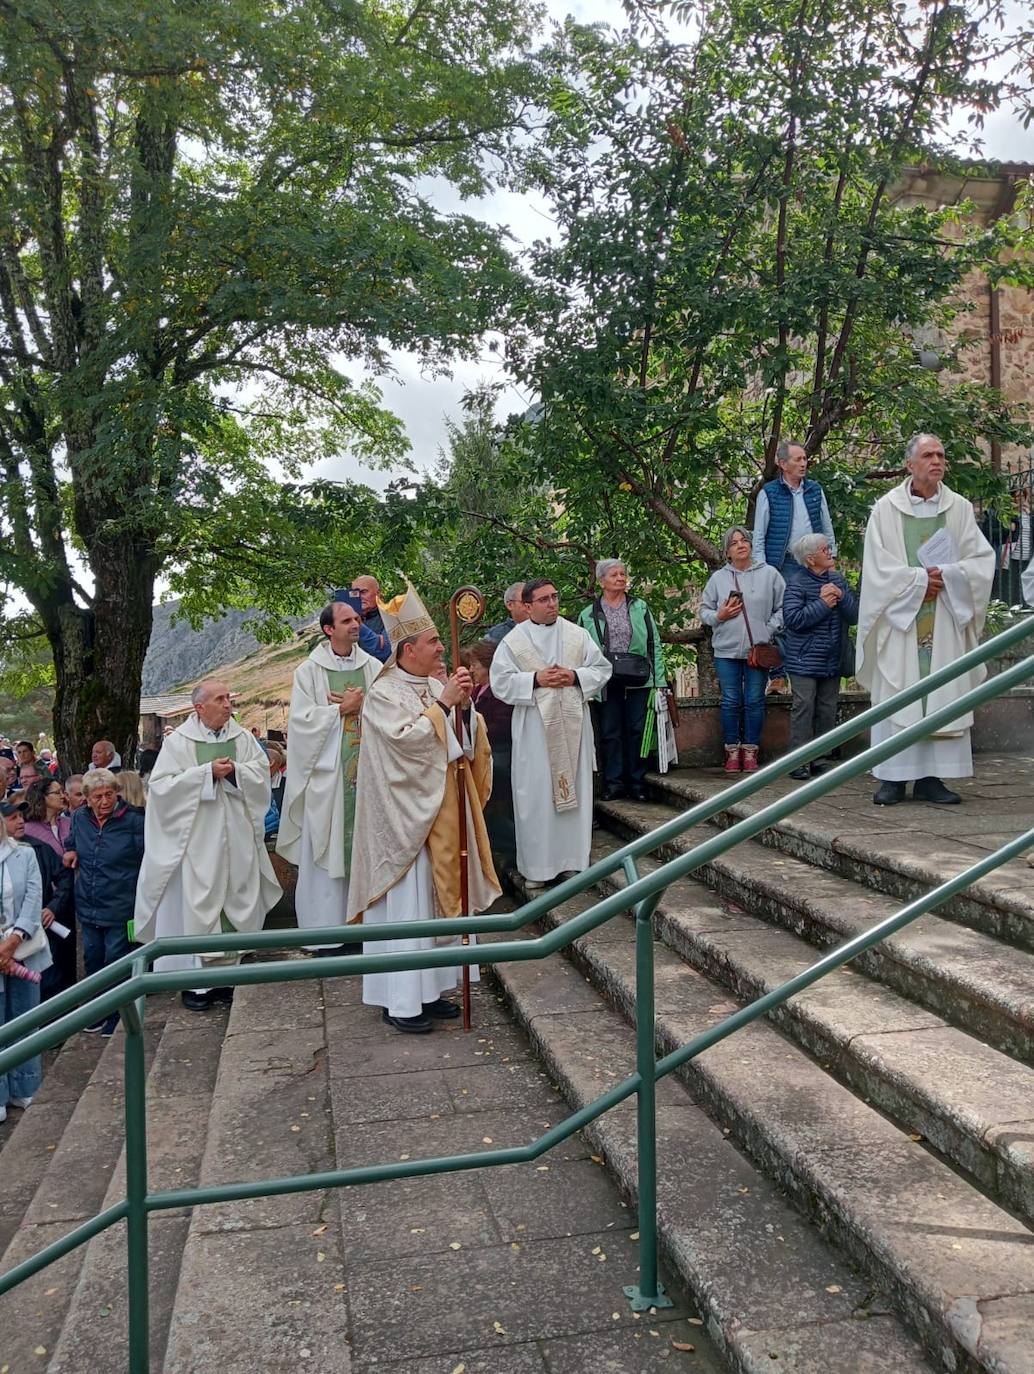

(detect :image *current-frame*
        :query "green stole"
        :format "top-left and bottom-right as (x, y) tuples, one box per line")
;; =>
(325, 667), (365, 872)
(901, 512), (946, 701)
(195, 737), (239, 935)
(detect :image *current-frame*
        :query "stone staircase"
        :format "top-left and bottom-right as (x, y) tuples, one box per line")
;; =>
(495, 760), (1034, 1374)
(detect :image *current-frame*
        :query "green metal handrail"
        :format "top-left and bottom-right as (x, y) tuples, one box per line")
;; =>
(1, 616), (1033, 1370)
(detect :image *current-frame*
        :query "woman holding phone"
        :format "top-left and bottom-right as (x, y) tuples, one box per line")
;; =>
(700, 526), (785, 772)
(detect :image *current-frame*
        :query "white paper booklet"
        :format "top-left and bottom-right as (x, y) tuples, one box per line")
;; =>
(916, 525), (958, 568)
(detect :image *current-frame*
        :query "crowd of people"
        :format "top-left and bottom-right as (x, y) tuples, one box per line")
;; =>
(0, 432), (1003, 1113)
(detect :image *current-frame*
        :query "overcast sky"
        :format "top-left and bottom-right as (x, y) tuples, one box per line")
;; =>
(303, 0), (1033, 496)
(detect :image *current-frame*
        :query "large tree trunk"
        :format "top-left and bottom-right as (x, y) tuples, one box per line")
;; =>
(48, 541), (157, 772)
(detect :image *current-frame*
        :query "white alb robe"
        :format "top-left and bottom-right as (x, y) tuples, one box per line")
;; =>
(276, 641), (379, 947)
(490, 618), (612, 881)
(856, 480), (994, 781)
(135, 715), (281, 980)
(357, 668), (485, 1018)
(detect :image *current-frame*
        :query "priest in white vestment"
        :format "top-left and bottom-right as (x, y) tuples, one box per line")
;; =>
(135, 679), (282, 1010)
(856, 434), (994, 807)
(277, 600), (379, 951)
(347, 583), (500, 1034)
(489, 578), (612, 886)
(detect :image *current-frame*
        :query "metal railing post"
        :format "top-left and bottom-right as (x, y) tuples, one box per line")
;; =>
(123, 965), (150, 1374)
(622, 858), (672, 1311)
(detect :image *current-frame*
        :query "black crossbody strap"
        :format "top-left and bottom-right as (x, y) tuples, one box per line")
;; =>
(732, 573), (756, 648)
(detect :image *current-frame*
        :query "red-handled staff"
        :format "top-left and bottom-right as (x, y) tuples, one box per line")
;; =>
(448, 585), (486, 1031)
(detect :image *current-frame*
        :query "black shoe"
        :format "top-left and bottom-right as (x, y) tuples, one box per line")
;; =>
(313, 945), (354, 958)
(788, 766), (811, 780)
(601, 785), (624, 801)
(912, 776), (961, 805)
(873, 781), (907, 806)
(100, 1014), (119, 1038)
(181, 990), (215, 1012)
(809, 758), (833, 775)
(628, 785), (648, 801)
(212, 986), (234, 1005)
(382, 1009), (433, 1034)
(423, 997), (461, 1020)
(83, 1019), (107, 1034)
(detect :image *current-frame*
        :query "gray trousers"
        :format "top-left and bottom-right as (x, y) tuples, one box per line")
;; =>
(789, 674), (840, 750)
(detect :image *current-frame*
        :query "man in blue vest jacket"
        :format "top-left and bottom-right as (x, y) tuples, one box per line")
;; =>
(752, 440), (837, 689)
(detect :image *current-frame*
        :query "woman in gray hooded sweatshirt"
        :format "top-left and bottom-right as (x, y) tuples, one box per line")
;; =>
(700, 526), (785, 772)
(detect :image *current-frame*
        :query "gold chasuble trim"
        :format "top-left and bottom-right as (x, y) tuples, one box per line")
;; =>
(424, 704), (498, 918)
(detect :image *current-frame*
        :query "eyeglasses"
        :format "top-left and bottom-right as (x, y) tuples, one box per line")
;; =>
(532, 592), (559, 604)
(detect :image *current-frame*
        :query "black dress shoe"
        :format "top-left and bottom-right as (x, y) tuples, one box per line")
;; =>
(912, 776), (961, 805)
(788, 766), (811, 780)
(601, 785), (624, 801)
(627, 785), (648, 801)
(809, 758), (833, 775)
(423, 997), (461, 1020)
(873, 781), (907, 806)
(181, 990), (215, 1012)
(382, 1009), (433, 1034)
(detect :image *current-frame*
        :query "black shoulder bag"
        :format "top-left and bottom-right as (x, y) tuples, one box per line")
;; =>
(592, 598), (655, 686)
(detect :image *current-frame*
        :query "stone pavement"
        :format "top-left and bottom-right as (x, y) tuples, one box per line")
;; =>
(318, 970), (726, 1374)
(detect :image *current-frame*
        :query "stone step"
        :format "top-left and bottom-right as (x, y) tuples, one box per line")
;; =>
(161, 972), (350, 1372)
(645, 769), (1034, 952)
(48, 994), (232, 1373)
(502, 882), (1034, 1374)
(0, 1033), (105, 1257)
(0, 999), (174, 1370)
(598, 796), (1034, 1066)
(491, 942), (933, 1374)
(588, 817), (1034, 1225)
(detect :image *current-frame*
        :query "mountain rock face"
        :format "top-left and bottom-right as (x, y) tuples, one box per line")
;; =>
(141, 602), (314, 694)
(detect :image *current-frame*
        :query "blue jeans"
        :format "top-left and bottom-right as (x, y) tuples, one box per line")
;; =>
(81, 920), (132, 979)
(1, 971), (42, 1105)
(715, 657), (767, 746)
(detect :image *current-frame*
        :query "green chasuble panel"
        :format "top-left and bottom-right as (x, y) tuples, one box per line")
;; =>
(194, 738), (238, 765)
(324, 667), (365, 872)
(901, 512), (946, 688)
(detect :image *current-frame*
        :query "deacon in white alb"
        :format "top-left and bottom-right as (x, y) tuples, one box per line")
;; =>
(347, 582), (500, 1034)
(276, 600), (380, 951)
(135, 679), (282, 1010)
(856, 434), (995, 807)
(490, 577), (612, 886)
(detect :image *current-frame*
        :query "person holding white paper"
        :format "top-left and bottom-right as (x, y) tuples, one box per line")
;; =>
(856, 434), (995, 805)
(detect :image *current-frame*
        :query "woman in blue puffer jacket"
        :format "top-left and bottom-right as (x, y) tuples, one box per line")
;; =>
(782, 534), (859, 780)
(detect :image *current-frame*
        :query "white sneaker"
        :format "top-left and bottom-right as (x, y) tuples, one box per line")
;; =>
(9, 1096), (33, 1109)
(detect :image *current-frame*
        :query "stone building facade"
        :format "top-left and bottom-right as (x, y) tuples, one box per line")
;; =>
(888, 163), (1034, 472)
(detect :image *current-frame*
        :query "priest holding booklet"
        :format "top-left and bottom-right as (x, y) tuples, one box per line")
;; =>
(856, 433), (995, 806)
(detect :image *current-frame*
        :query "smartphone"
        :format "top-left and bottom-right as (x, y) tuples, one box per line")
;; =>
(727, 590), (743, 604)
(332, 589), (363, 614)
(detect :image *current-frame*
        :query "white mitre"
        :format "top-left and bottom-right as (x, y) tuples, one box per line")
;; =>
(378, 579), (437, 655)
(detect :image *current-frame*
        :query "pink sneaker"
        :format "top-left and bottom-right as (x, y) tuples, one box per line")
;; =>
(741, 745), (759, 772)
(724, 745), (742, 773)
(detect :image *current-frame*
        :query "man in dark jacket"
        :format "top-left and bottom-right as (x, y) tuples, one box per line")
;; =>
(781, 534), (858, 779)
(64, 767), (145, 1035)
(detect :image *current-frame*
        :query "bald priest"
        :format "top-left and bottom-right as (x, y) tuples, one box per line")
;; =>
(347, 582), (500, 1033)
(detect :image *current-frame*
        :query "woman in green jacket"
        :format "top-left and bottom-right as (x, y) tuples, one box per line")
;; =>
(578, 559), (666, 800)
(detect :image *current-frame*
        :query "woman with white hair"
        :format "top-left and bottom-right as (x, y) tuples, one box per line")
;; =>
(578, 559), (666, 800)
(700, 527), (785, 772)
(781, 534), (859, 780)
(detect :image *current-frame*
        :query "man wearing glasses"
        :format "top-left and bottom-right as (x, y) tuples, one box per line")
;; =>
(490, 578), (612, 888)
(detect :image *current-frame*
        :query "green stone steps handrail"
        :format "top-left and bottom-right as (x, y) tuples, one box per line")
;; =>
(1, 614), (1033, 1370)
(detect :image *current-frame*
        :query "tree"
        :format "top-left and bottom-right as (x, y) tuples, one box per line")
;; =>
(0, 0), (543, 767)
(496, 0), (1034, 640)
